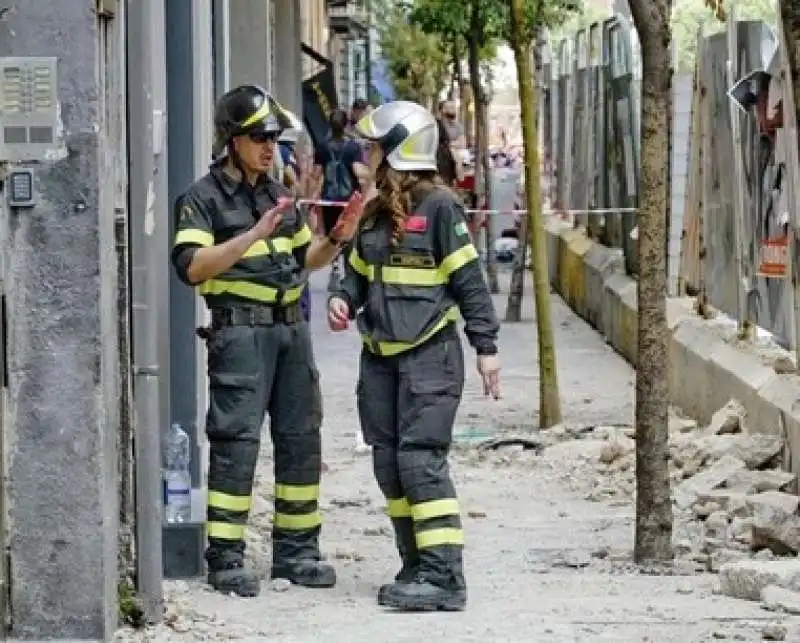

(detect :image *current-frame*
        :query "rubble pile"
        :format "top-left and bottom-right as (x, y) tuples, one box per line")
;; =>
(593, 400), (799, 572)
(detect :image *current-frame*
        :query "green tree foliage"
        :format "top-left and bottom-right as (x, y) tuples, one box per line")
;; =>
(411, 0), (581, 45)
(673, 0), (777, 72)
(549, 2), (611, 41)
(375, 1), (450, 106)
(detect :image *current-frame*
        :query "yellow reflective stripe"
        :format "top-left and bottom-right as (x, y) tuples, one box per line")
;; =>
(242, 240), (269, 258)
(274, 483), (319, 502)
(207, 521), (245, 540)
(199, 279), (279, 302)
(292, 224), (313, 248)
(381, 266), (447, 286)
(362, 306), (459, 357)
(440, 244), (478, 277)
(175, 228), (214, 247)
(274, 511), (322, 530)
(198, 280), (305, 304)
(411, 498), (460, 521)
(282, 284), (305, 303)
(208, 491), (251, 512)
(239, 237), (299, 258)
(416, 527), (464, 549)
(241, 100), (271, 128)
(271, 237), (293, 254)
(386, 498), (412, 518)
(349, 249), (373, 279)
(349, 244), (477, 286)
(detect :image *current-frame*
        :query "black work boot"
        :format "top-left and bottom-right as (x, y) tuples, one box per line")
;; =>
(271, 558), (337, 588)
(381, 572), (466, 611)
(206, 545), (261, 598)
(377, 518), (420, 605)
(381, 547), (467, 612)
(207, 561), (261, 598)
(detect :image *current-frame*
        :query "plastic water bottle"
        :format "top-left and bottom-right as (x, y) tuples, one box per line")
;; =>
(164, 423), (192, 523)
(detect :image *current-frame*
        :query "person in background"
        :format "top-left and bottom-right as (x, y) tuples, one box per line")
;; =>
(435, 118), (458, 187)
(438, 99), (466, 150)
(312, 108), (369, 291)
(347, 98), (370, 138)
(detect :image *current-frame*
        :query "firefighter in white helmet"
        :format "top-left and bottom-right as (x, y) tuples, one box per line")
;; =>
(328, 100), (501, 611)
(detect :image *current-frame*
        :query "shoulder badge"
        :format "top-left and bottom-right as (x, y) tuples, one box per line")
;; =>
(179, 203), (195, 222)
(405, 214), (428, 233)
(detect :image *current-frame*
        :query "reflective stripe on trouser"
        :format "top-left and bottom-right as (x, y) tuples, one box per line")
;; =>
(386, 498), (419, 570)
(357, 330), (466, 587)
(269, 323), (324, 565)
(204, 321), (324, 570)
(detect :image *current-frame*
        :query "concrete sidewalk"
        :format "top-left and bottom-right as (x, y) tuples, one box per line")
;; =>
(115, 270), (800, 643)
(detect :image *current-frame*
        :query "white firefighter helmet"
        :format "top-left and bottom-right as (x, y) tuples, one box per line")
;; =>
(278, 109), (304, 143)
(355, 100), (438, 172)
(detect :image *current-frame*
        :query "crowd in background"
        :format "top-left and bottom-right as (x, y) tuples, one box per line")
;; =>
(272, 97), (527, 316)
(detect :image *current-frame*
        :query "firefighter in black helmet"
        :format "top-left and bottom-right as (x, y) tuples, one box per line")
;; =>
(328, 101), (501, 611)
(171, 85), (363, 597)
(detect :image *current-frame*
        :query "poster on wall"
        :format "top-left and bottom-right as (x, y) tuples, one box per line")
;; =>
(757, 235), (788, 278)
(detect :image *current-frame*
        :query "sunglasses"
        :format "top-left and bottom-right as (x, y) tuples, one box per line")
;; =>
(248, 131), (278, 144)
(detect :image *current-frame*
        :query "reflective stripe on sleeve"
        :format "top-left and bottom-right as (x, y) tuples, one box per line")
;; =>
(175, 229), (214, 248)
(292, 224), (313, 248)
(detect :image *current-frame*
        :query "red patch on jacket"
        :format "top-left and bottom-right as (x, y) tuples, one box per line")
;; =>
(404, 215), (428, 233)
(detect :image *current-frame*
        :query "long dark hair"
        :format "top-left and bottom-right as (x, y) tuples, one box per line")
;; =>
(364, 165), (440, 247)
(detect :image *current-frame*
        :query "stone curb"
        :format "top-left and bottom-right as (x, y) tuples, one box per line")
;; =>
(545, 223), (800, 476)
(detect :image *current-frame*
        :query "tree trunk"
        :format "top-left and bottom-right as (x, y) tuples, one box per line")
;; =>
(450, 39), (461, 99)
(627, 0), (674, 564)
(481, 101), (500, 294)
(780, 2), (800, 112)
(506, 32), (545, 322)
(509, 0), (562, 428)
(468, 4), (499, 293)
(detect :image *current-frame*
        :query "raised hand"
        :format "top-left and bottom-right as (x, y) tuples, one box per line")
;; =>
(330, 191), (365, 242)
(253, 196), (293, 239)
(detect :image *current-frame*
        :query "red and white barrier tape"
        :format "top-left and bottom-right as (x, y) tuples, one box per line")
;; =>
(296, 198), (637, 217)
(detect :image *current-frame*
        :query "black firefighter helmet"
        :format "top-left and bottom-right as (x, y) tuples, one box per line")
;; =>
(212, 84), (293, 158)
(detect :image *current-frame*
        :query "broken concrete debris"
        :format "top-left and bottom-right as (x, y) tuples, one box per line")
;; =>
(590, 399), (799, 577)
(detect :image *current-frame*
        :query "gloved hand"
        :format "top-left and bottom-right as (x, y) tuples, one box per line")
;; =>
(330, 191), (365, 242)
(477, 354), (501, 399)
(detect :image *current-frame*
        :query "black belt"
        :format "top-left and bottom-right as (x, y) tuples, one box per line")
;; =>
(211, 304), (302, 328)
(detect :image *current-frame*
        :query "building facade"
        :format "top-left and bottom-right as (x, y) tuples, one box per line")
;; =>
(327, 0), (370, 109)
(0, 0), (308, 638)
